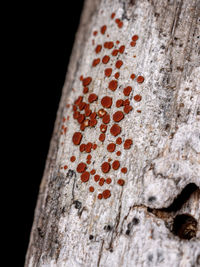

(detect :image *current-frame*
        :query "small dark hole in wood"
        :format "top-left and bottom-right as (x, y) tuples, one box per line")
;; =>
(89, 235), (94, 240)
(172, 214), (197, 240)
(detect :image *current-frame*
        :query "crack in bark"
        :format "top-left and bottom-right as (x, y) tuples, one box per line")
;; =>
(97, 239), (104, 267)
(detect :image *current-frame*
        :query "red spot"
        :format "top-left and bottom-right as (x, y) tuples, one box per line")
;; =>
(102, 55), (110, 64)
(132, 35), (138, 41)
(89, 186), (94, 192)
(111, 12), (115, 19)
(101, 96), (112, 108)
(85, 108), (92, 117)
(75, 96), (83, 106)
(90, 169), (96, 175)
(119, 45), (125, 54)
(101, 25), (107, 34)
(106, 178), (112, 184)
(112, 49), (118, 56)
(101, 162), (111, 173)
(113, 111), (124, 122)
(116, 99), (124, 107)
(72, 132), (82, 145)
(94, 174), (100, 182)
(90, 112), (97, 120)
(80, 75), (83, 81)
(104, 41), (114, 49)
(98, 109), (107, 118)
(92, 58), (100, 67)
(88, 93), (98, 103)
(130, 41), (136, 47)
(107, 143), (116, 152)
(100, 124), (107, 133)
(70, 156), (76, 162)
(124, 139), (133, 149)
(136, 76), (144, 83)
(77, 114), (85, 124)
(123, 86), (132, 96)
(124, 105), (133, 114)
(93, 31), (98, 36)
(99, 133), (105, 142)
(108, 80), (118, 91)
(102, 114), (110, 124)
(117, 179), (125, 186)
(130, 73), (136, 80)
(123, 99), (130, 106)
(102, 189), (111, 199)
(79, 144), (85, 152)
(110, 124), (121, 136)
(79, 102), (86, 110)
(118, 21), (123, 28)
(104, 68), (112, 77)
(90, 119), (98, 127)
(81, 172), (90, 182)
(64, 165), (68, 170)
(83, 87), (89, 94)
(87, 154), (92, 161)
(98, 193), (103, 200)
(99, 177), (105, 186)
(134, 94), (142, 102)
(77, 162), (87, 173)
(114, 72), (120, 79)
(93, 143), (97, 150)
(95, 44), (102, 54)
(121, 167), (127, 174)
(116, 60), (123, 69)
(116, 40), (120, 44)
(116, 137), (122, 145)
(82, 77), (92, 86)
(112, 160), (120, 170)
(85, 142), (93, 153)
(108, 158), (112, 162)
(116, 151), (121, 156)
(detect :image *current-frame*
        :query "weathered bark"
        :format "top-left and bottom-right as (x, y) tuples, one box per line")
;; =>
(26, 0), (200, 266)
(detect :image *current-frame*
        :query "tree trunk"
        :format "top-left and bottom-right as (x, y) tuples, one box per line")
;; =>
(25, 0), (200, 266)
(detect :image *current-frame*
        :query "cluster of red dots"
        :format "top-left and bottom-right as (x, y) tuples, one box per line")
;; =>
(61, 12), (144, 200)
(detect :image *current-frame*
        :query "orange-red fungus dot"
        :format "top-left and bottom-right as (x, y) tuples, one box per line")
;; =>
(104, 68), (112, 77)
(117, 179), (125, 186)
(114, 72), (120, 79)
(119, 45), (125, 54)
(98, 193), (103, 200)
(116, 99), (124, 107)
(85, 142), (93, 153)
(81, 172), (90, 182)
(100, 124), (107, 133)
(70, 156), (76, 162)
(108, 158), (112, 162)
(106, 178), (112, 184)
(107, 143), (116, 152)
(124, 105), (133, 114)
(101, 25), (107, 34)
(137, 110), (141, 113)
(93, 31), (98, 36)
(98, 109), (107, 118)
(121, 167), (127, 174)
(99, 133), (105, 142)
(102, 189), (111, 199)
(72, 132), (82, 145)
(93, 143), (97, 150)
(102, 55), (110, 64)
(83, 87), (89, 94)
(130, 73), (136, 80)
(87, 154), (92, 161)
(111, 12), (115, 19)
(77, 114), (85, 124)
(130, 41), (136, 47)
(113, 111), (124, 122)
(124, 139), (133, 149)
(101, 96), (112, 108)
(75, 96), (83, 106)
(80, 144), (85, 152)
(99, 178), (105, 186)
(79, 102), (86, 110)
(112, 49), (118, 56)
(112, 160), (120, 170)
(118, 21), (123, 28)
(95, 44), (102, 54)
(80, 75), (83, 81)
(108, 80), (118, 91)
(123, 86), (132, 96)
(77, 162), (87, 173)
(85, 109), (92, 117)
(89, 186), (94, 192)
(88, 93), (98, 103)
(83, 77), (92, 86)
(116, 137), (122, 145)
(110, 124), (121, 136)
(64, 165), (68, 170)
(136, 76), (144, 83)
(92, 58), (100, 67)
(102, 114), (110, 124)
(132, 35), (138, 41)
(90, 112), (97, 120)
(124, 99), (130, 106)
(101, 162), (111, 173)
(104, 41), (114, 49)
(94, 174), (100, 182)
(90, 169), (96, 175)
(116, 151), (121, 156)
(134, 94), (142, 102)
(115, 60), (123, 69)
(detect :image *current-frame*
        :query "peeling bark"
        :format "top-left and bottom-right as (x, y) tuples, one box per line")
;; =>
(26, 0), (200, 266)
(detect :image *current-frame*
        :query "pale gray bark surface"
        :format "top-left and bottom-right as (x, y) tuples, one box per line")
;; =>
(26, 0), (200, 266)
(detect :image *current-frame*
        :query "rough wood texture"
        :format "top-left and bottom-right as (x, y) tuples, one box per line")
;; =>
(26, 0), (200, 266)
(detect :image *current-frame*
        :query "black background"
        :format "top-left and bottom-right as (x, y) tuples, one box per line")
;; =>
(9, 1), (84, 265)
